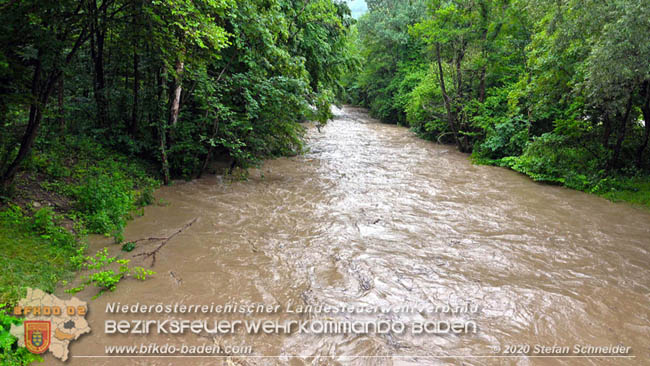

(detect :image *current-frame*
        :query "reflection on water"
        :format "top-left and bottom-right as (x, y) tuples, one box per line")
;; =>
(62, 106), (650, 366)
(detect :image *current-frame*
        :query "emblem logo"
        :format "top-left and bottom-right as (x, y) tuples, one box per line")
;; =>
(24, 320), (51, 354)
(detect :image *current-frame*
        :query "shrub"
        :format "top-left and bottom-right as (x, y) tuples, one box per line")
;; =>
(0, 307), (42, 366)
(73, 171), (135, 242)
(502, 132), (602, 190)
(473, 115), (529, 159)
(66, 248), (154, 299)
(406, 68), (451, 141)
(31, 207), (76, 248)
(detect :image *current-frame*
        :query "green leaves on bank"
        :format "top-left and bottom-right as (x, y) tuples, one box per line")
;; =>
(0, 0), (357, 189)
(0, 307), (42, 366)
(344, 0), (650, 204)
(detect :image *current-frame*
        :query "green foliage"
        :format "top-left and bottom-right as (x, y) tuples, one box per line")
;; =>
(344, 0), (650, 207)
(470, 87), (530, 159)
(0, 308), (42, 366)
(0, 134), (157, 303)
(31, 208), (75, 248)
(73, 171), (135, 243)
(0, 0), (356, 190)
(474, 115), (529, 159)
(311, 89), (336, 126)
(66, 248), (155, 299)
(594, 176), (650, 207)
(132, 267), (155, 281)
(136, 186), (156, 207)
(348, 0), (428, 124)
(497, 133), (601, 190)
(22, 137), (161, 242)
(406, 66), (449, 139)
(69, 246), (88, 270)
(121, 242), (137, 252)
(0, 206), (79, 305)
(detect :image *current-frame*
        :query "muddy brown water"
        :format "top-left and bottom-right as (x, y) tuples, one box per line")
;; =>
(58, 106), (649, 365)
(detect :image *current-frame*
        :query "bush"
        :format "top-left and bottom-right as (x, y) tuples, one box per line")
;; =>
(66, 248), (154, 299)
(0, 308), (42, 366)
(468, 85), (530, 159)
(73, 171), (135, 242)
(502, 132), (602, 190)
(31, 207), (76, 248)
(135, 186), (155, 207)
(406, 68), (451, 141)
(474, 115), (529, 159)
(593, 176), (650, 206)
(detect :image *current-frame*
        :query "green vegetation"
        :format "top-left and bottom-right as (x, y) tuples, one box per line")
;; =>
(0, 134), (160, 302)
(0, 307), (41, 366)
(0, 0), (356, 309)
(0, 206), (78, 304)
(121, 241), (137, 252)
(27, 137), (159, 241)
(66, 248), (155, 299)
(0, 0), (356, 191)
(0, 1), (647, 361)
(0, 0), (647, 317)
(344, 0), (650, 207)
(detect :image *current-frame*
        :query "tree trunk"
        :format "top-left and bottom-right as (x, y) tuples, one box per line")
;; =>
(478, 9), (488, 103)
(129, 0), (141, 136)
(169, 59), (184, 126)
(455, 47), (464, 100)
(156, 64), (170, 184)
(636, 81), (650, 169)
(1, 63), (59, 190)
(57, 75), (65, 131)
(158, 121), (170, 185)
(608, 91), (635, 172)
(90, 0), (108, 127)
(95, 33), (108, 127)
(130, 47), (139, 136)
(602, 114), (612, 148)
(199, 116), (219, 178)
(0, 9), (87, 190)
(478, 67), (486, 102)
(435, 43), (462, 150)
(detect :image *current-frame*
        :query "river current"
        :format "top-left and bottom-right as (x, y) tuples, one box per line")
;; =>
(61, 106), (650, 365)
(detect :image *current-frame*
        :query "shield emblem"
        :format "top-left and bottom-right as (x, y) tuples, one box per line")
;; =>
(24, 321), (51, 354)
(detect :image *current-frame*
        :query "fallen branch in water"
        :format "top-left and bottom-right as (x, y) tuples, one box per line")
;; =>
(133, 218), (198, 267)
(130, 236), (169, 243)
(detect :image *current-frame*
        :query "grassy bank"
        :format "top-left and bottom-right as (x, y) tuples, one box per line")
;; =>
(0, 137), (160, 305)
(597, 177), (650, 207)
(0, 206), (81, 304)
(474, 153), (650, 210)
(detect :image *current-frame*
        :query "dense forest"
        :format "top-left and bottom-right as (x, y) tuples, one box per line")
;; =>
(344, 0), (650, 202)
(0, 0), (356, 190)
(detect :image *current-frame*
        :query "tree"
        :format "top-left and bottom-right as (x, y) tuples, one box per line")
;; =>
(0, 0), (89, 191)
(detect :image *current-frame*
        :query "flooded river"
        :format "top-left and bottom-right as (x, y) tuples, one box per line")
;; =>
(62, 106), (650, 365)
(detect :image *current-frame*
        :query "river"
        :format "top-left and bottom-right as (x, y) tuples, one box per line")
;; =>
(62, 106), (650, 365)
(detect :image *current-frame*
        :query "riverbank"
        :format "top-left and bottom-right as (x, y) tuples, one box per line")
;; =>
(472, 155), (650, 210)
(0, 137), (160, 305)
(361, 106), (650, 210)
(343, 0), (650, 213)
